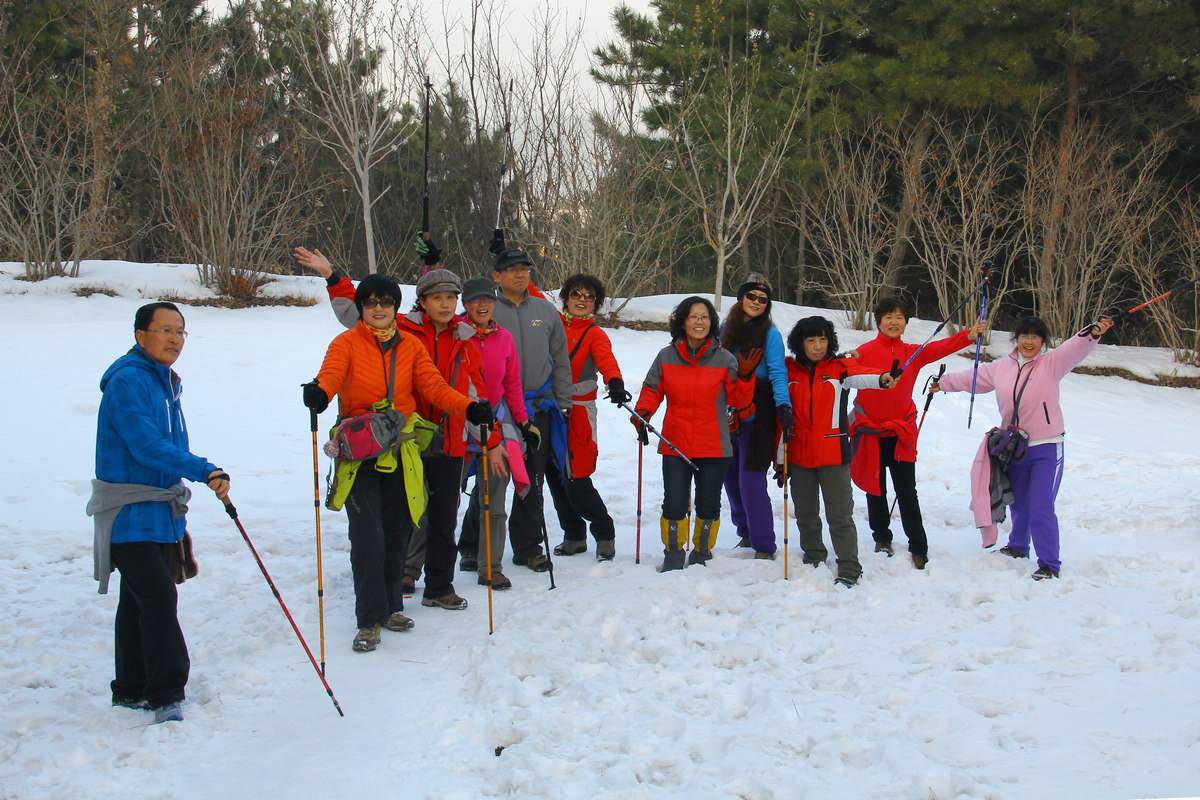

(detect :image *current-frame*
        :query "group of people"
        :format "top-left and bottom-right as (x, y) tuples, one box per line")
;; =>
(89, 240), (1112, 722)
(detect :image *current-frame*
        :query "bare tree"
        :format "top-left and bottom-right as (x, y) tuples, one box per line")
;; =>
(1125, 194), (1200, 364)
(910, 114), (1019, 328)
(1017, 113), (1175, 338)
(802, 122), (897, 330)
(288, 0), (422, 275)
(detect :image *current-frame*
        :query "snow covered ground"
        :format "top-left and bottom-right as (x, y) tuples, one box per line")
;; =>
(2, 260), (1199, 800)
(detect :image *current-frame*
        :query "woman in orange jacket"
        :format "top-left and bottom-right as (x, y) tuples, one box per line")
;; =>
(302, 275), (493, 653)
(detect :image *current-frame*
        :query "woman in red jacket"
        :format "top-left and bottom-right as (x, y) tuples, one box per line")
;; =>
(547, 274), (631, 562)
(778, 317), (895, 587)
(633, 297), (752, 572)
(302, 275), (493, 653)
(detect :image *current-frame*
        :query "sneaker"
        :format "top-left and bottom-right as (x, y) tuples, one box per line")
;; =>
(874, 542), (894, 557)
(998, 545), (1029, 559)
(478, 572), (512, 590)
(112, 693), (149, 710)
(514, 552), (551, 573)
(400, 575), (416, 594)
(735, 536), (751, 548)
(553, 539), (588, 556)
(383, 611), (414, 632)
(152, 701), (183, 724)
(753, 551), (776, 561)
(834, 575), (858, 588)
(353, 625), (381, 652)
(912, 554), (929, 570)
(421, 593), (469, 610)
(595, 540), (616, 562)
(459, 553), (478, 572)
(1031, 566), (1059, 581)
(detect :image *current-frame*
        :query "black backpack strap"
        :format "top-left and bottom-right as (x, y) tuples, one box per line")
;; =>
(569, 323), (596, 361)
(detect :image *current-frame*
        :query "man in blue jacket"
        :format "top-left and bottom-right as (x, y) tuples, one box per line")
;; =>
(88, 302), (230, 725)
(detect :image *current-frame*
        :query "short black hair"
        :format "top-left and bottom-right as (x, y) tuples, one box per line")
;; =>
(787, 316), (839, 363)
(559, 273), (606, 312)
(873, 295), (910, 327)
(354, 274), (403, 319)
(1011, 315), (1050, 344)
(134, 301), (184, 331)
(668, 296), (718, 343)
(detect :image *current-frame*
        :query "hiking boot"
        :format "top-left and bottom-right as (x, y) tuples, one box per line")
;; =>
(595, 540), (616, 562)
(112, 693), (149, 710)
(459, 553), (478, 572)
(802, 554), (826, 568)
(152, 701), (183, 724)
(874, 542), (894, 557)
(514, 552), (551, 573)
(353, 625), (381, 652)
(660, 548), (685, 572)
(834, 574), (858, 588)
(383, 611), (414, 632)
(478, 571), (512, 590)
(422, 593), (469, 610)
(912, 553), (929, 570)
(553, 539), (588, 556)
(754, 551), (776, 561)
(688, 548), (712, 566)
(1031, 566), (1059, 581)
(400, 575), (416, 594)
(998, 545), (1029, 559)
(735, 536), (751, 548)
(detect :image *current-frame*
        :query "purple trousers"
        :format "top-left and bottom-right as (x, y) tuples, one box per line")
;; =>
(723, 423), (776, 553)
(1006, 442), (1065, 572)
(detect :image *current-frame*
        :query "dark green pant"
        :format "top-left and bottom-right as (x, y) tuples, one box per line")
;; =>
(788, 464), (861, 582)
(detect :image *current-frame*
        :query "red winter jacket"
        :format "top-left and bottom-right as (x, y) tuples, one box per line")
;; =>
(783, 357), (884, 469)
(635, 338), (750, 460)
(397, 311), (485, 458)
(562, 314), (622, 478)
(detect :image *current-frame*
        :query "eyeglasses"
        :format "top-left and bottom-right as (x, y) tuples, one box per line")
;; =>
(743, 292), (769, 304)
(361, 297), (395, 309)
(466, 296), (495, 304)
(1018, 333), (1043, 341)
(686, 315), (710, 323)
(569, 290), (595, 301)
(145, 328), (188, 339)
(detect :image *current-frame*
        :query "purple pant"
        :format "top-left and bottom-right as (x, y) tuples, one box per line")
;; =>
(723, 423), (776, 553)
(1006, 442), (1065, 572)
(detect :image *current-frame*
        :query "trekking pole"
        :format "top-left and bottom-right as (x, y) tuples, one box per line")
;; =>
(901, 260), (999, 371)
(635, 437), (643, 565)
(420, 75), (433, 253)
(1120, 276), (1200, 319)
(221, 498), (344, 718)
(492, 78), (514, 240)
(535, 473), (557, 590)
(888, 364), (945, 519)
(480, 423), (494, 635)
(967, 264), (995, 428)
(781, 436), (790, 581)
(619, 401), (698, 472)
(308, 410), (327, 676)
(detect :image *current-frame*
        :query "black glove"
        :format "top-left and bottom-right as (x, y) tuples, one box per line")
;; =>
(776, 404), (794, 431)
(466, 401), (495, 426)
(889, 358), (903, 380)
(302, 381), (328, 413)
(415, 232), (442, 267)
(773, 464), (787, 488)
(487, 229), (506, 255)
(519, 420), (542, 451)
(606, 377), (633, 405)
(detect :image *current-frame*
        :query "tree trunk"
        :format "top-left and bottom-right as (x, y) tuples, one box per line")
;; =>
(882, 113), (933, 291)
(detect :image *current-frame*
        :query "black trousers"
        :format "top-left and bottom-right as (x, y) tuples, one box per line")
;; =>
(110, 541), (189, 708)
(416, 454), (463, 599)
(865, 436), (929, 557)
(344, 462), (412, 628)
(545, 461), (615, 542)
(508, 407), (554, 561)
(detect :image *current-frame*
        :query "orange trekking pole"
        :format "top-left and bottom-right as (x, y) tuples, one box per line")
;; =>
(309, 409), (327, 674)
(481, 424), (494, 634)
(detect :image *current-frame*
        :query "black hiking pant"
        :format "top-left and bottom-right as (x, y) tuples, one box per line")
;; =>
(110, 541), (189, 708)
(415, 454), (463, 599)
(344, 461), (412, 628)
(866, 436), (928, 557)
(545, 464), (615, 542)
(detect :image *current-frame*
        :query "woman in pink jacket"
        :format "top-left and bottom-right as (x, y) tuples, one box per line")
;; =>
(933, 315), (1113, 580)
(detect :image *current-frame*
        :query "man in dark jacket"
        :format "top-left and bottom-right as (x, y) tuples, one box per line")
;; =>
(88, 302), (230, 724)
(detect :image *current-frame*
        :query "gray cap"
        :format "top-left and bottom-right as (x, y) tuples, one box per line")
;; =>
(461, 276), (497, 303)
(414, 268), (462, 297)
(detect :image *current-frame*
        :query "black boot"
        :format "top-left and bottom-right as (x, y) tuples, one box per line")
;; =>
(660, 518), (685, 572)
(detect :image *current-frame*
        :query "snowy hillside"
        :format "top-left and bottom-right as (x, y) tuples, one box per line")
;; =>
(2, 260), (1199, 800)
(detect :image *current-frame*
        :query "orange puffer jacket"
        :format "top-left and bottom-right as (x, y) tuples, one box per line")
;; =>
(316, 322), (472, 424)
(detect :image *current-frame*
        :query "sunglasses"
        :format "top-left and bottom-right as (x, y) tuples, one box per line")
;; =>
(362, 297), (395, 309)
(744, 292), (769, 304)
(569, 290), (595, 301)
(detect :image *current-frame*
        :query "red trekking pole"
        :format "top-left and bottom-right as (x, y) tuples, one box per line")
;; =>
(222, 499), (344, 717)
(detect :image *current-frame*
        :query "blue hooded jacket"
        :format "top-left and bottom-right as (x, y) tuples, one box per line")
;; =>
(95, 345), (217, 544)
